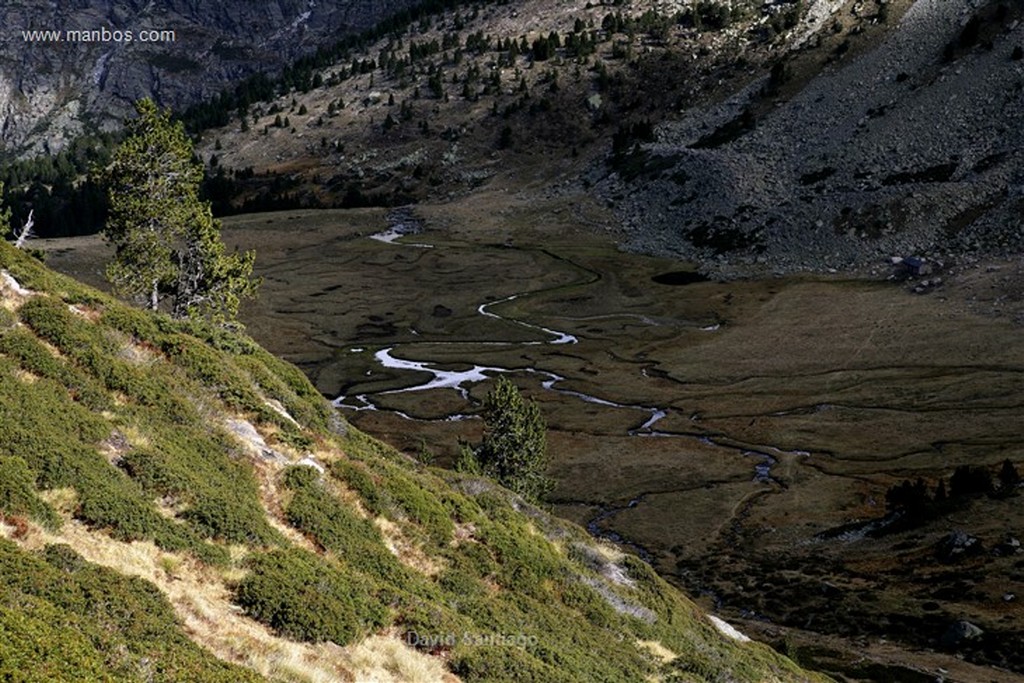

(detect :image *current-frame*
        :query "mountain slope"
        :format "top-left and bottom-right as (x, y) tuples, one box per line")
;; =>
(0, 240), (827, 681)
(605, 0), (1024, 275)
(189, 0), (810, 213)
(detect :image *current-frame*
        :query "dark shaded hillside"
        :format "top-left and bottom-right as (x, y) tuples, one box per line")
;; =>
(603, 0), (1024, 277)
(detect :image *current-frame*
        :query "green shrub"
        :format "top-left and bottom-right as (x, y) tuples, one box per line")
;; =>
(182, 493), (281, 546)
(100, 305), (164, 345)
(18, 296), (112, 356)
(282, 466), (412, 585)
(393, 591), (473, 644)
(0, 456), (60, 529)
(0, 539), (256, 681)
(478, 518), (564, 598)
(0, 363), (109, 471)
(159, 334), (262, 411)
(235, 548), (388, 645)
(331, 459), (384, 511)
(16, 297), (194, 419)
(443, 541), (499, 581)
(451, 644), (572, 683)
(0, 597), (112, 681)
(232, 354), (331, 431)
(121, 425), (281, 547)
(75, 467), (180, 540)
(0, 307), (15, 331)
(174, 316), (261, 356)
(375, 465), (454, 545)
(329, 458), (453, 545)
(0, 328), (109, 410)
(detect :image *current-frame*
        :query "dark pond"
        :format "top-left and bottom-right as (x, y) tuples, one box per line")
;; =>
(651, 270), (710, 286)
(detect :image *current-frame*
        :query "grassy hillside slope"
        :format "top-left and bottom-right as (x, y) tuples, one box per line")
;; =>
(0, 239), (826, 682)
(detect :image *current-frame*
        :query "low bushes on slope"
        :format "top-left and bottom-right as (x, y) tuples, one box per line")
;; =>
(0, 539), (261, 682)
(234, 546), (389, 645)
(274, 447), (825, 682)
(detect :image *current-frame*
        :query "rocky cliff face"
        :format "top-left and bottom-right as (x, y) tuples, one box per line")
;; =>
(0, 0), (418, 155)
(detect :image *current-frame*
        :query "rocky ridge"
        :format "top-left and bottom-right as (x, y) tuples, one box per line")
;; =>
(0, 0), (419, 156)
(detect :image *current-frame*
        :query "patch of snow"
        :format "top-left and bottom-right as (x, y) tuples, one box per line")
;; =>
(708, 615), (751, 643)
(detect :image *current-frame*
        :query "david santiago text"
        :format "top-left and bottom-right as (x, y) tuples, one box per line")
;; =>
(405, 631), (539, 648)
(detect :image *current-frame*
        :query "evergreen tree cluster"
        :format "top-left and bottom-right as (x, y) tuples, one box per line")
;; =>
(885, 459), (1021, 526)
(179, 0), (713, 138)
(1, 134), (115, 238)
(180, 0), (515, 133)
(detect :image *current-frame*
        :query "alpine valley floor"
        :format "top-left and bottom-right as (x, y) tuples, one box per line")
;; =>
(40, 190), (1024, 682)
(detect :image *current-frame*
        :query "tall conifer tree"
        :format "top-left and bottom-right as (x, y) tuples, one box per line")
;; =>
(100, 98), (259, 324)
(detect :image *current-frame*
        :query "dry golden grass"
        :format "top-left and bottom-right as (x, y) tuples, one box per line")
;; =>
(4, 511), (457, 683)
(38, 487), (77, 516)
(117, 339), (161, 366)
(346, 634), (458, 683)
(118, 424), (151, 450)
(14, 367), (38, 383)
(636, 639), (678, 664)
(374, 516), (442, 577)
(450, 521), (477, 546)
(590, 540), (626, 565)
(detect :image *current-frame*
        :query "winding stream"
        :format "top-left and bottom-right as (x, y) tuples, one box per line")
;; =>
(334, 212), (809, 552)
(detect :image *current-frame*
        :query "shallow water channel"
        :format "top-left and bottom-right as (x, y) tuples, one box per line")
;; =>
(330, 213), (807, 550)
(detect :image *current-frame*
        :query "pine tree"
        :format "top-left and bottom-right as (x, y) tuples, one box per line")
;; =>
(458, 376), (552, 503)
(99, 98), (259, 324)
